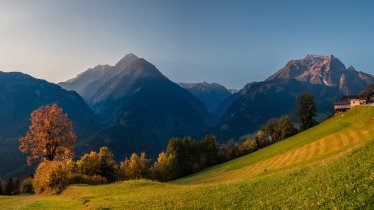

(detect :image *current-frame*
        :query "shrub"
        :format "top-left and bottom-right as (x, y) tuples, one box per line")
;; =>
(20, 177), (34, 193)
(77, 151), (101, 176)
(32, 160), (70, 194)
(67, 174), (107, 185)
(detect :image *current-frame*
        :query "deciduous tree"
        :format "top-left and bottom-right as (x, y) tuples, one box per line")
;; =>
(278, 115), (297, 139)
(261, 119), (281, 143)
(77, 147), (118, 182)
(239, 138), (258, 154)
(150, 152), (177, 181)
(200, 135), (219, 167)
(119, 152), (151, 180)
(297, 93), (317, 130)
(19, 103), (76, 164)
(166, 137), (201, 177)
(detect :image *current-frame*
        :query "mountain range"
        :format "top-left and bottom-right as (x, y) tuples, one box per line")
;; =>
(1, 53), (373, 178)
(178, 82), (232, 115)
(60, 54), (212, 160)
(0, 72), (100, 177)
(214, 54), (374, 140)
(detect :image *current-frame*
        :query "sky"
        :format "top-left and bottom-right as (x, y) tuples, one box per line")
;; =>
(0, 0), (374, 89)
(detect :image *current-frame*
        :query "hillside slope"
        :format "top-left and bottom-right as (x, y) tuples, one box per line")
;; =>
(1, 107), (374, 209)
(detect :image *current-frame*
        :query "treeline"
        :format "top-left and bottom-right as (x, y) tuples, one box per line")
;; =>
(0, 114), (298, 195)
(26, 134), (259, 194)
(0, 176), (33, 195)
(254, 115), (297, 148)
(9, 92), (317, 195)
(22, 113), (301, 195)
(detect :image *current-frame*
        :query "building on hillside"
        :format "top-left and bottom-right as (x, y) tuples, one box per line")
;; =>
(333, 95), (371, 113)
(369, 94), (374, 102)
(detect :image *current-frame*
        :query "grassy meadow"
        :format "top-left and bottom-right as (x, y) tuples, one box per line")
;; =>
(1, 106), (374, 209)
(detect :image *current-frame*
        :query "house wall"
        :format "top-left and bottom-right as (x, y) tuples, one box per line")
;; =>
(350, 99), (361, 107)
(334, 104), (350, 112)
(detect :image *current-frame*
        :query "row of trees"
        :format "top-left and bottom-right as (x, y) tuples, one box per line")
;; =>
(24, 131), (273, 194)
(254, 115), (297, 148)
(13, 92), (317, 194)
(28, 134), (256, 194)
(253, 92), (317, 148)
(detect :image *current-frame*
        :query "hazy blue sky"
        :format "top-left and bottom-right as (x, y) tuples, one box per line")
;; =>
(1, 0), (373, 89)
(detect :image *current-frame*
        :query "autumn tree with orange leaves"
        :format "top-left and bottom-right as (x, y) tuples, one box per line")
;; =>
(19, 103), (76, 164)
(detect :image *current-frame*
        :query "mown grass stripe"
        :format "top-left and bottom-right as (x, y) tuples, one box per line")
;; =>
(316, 137), (327, 156)
(270, 149), (291, 169)
(306, 140), (317, 161)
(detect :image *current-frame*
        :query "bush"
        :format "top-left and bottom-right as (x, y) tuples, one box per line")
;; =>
(77, 151), (101, 176)
(32, 160), (70, 194)
(20, 177), (34, 193)
(67, 174), (107, 185)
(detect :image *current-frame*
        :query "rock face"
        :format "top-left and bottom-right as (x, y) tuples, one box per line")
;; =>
(214, 55), (374, 142)
(266, 54), (373, 94)
(60, 54), (212, 159)
(359, 83), (374, 98)
(0, 72), (100, 178)
(179, 82), (232, 115)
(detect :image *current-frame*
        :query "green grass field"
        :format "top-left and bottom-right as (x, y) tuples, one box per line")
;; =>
(1, 107), (374, 209)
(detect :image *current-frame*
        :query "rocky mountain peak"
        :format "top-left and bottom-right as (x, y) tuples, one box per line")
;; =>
(115, 53), (139, 70)
(124, 58), (163, 79)
(305, 54), (327, 63)
(266, 54), (349, 86)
